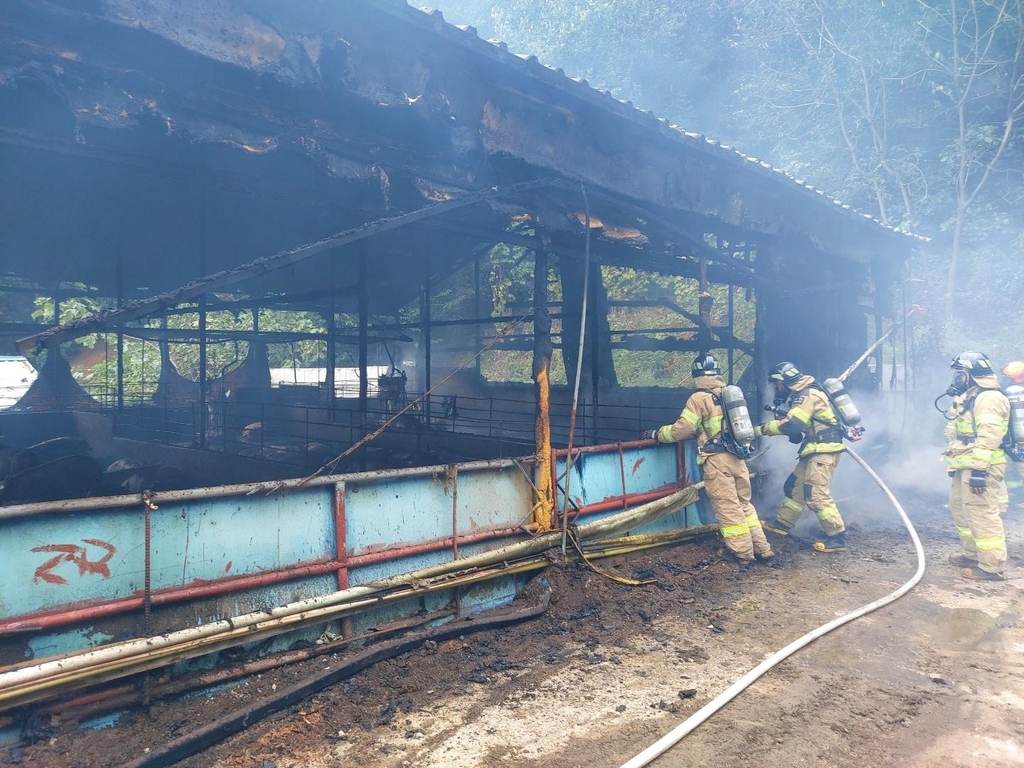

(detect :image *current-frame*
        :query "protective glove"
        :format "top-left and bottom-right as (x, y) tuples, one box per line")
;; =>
(752, 424), (764, 438)
(641, 428), (658, 441)
(969, 469), (987, 495)
(947, 470), (956, 478)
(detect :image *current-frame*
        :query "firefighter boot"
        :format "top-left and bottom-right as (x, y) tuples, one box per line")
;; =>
(960, 565), (1005, 582)
(761, 517), (793, 536)
(948, 554), (978, 568)
(716, 548), (754, 570)
(812, 533), (846, 553)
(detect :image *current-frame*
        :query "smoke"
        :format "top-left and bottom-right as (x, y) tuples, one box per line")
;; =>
(750, 372), (957, 536)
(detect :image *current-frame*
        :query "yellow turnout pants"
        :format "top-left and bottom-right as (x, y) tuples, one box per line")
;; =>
(702, 451), (771, 561)
(950, 465), (1007, 574)
(776, 453), (846, 537)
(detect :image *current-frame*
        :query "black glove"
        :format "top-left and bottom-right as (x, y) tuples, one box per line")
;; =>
(969, 469), (987, 494)
(641, 428), (658, 441)
(947, 470), (956, 478)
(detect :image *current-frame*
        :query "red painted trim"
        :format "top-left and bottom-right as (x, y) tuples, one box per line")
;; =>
(346, 525), (525, 568)
(552, 438), (653, 457)
(0, 522), (528, 635)
(0, 560), (345, 635)
(570, 487), (680, 517)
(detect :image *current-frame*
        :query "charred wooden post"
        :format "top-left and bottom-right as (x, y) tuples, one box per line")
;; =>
(698, 253), (713, 350)
(198, 294), (208, 450)
(116, 252), (125, 431)
(198, 192), (209, 449)
(326, 257), (337, 416)
(558, 255), (616, 398)
(532, 246), (554, 531)
(421, 253), (432, 425)
(474, 253), (482, 377)
(589, 266), (617, 397)
(358, 245), (369, 425)
(753, 250), (770, 416)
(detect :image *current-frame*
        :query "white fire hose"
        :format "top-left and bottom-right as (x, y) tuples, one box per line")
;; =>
(620, 447), (926, 768)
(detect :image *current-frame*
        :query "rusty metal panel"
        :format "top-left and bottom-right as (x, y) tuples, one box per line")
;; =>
(0, 450), (705, 676)
(0, 511), (146, 617)
(619, 444), (676, 496)
(148, 489), (335, 587)
(344, 468), (530, 558)
(554, 443), (675, 508)
(0, 487), (335, 620)
(553, 442), (709, 527)
(452, 467), (532, 536)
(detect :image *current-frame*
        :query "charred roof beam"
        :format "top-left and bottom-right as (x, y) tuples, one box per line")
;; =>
(16, 178), (560, 354)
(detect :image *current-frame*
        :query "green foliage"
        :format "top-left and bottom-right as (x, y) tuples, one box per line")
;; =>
(30, 287), (109, 349)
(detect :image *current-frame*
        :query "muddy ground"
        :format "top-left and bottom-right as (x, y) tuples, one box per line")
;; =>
(12, 489), (1024, 768)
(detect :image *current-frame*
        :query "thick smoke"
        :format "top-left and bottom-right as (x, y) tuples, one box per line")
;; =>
(750, 362), (957, 536)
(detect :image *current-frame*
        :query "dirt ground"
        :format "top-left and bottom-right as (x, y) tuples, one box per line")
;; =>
(12, 488), (1024, 768)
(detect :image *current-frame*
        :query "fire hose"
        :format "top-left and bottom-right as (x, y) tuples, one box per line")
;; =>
(619, 447), (925, 768)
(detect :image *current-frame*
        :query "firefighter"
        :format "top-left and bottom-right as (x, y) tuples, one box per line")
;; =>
(1001, 360), (1024, 510)
(943, 352), (1009, 580)
(756, 362), (848, 553)
(644, 353), (773, 567)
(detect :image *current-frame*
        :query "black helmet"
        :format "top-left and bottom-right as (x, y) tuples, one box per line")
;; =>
(769, 361), (803, 390)
(691, 352), (721, 378)
(950, 351), (994, 378)
(947, 351), (995, 396)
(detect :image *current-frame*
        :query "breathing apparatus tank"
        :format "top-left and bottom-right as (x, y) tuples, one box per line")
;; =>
(822, 377), (862, 427)
(1005, 385), (1024, 460)
(721, 385), (756, 445)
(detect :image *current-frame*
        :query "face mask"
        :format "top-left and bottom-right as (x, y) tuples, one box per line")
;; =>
(946, 370), (970, 397)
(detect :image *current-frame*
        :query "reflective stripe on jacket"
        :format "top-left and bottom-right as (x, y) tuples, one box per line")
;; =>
(943, 386), (1009, 471)
(762, 379), (845, 456)
(657, 374), (727, 462)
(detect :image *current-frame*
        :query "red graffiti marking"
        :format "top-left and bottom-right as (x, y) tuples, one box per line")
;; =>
(631, 457), (646, 475)
(224, 561), (233, 573)
(31, 539), (116, 585)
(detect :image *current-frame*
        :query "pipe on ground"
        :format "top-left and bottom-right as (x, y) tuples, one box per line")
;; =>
(0, 486), (700, 706)
(122, 579), (554, 768)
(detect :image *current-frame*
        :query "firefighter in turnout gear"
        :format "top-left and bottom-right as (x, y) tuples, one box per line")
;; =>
(756, 362), (848, 553)
(1000, 360), (1024, 510)
(645, 353), (773, 567)
(944, 352), (1009, 580)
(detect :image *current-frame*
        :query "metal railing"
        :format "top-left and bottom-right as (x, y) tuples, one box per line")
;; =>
(31, 383), (685, 468)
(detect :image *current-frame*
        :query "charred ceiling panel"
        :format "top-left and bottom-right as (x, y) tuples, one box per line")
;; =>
(1, 0), (922, 271)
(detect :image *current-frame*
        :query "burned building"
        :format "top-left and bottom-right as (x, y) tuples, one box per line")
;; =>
(0, 0), (926, 739)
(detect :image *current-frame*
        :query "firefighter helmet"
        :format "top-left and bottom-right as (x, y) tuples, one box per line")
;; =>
(1003, 360), (1024, 384)
(769, 361), (804, 399)
(691, 352), (721, 378)
(950, 352), (994, 378)
(769, 361), (802, 389)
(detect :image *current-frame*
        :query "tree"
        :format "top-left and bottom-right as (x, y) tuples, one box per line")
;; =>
(916, 0), (1024, 322)
(731, 0), (929, 227)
